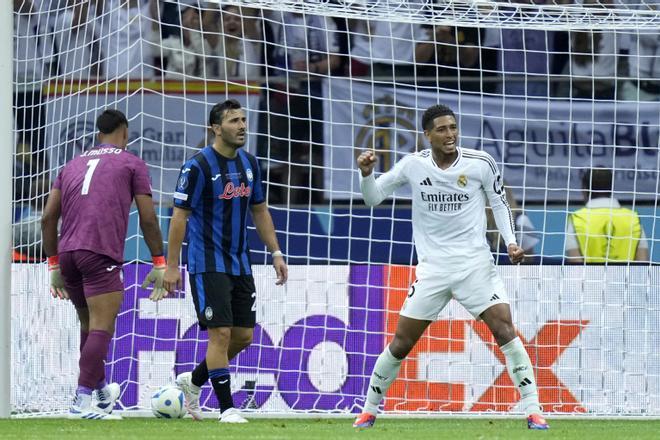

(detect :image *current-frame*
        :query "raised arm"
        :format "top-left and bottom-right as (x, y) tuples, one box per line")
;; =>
(250, 202), (287, 285)
(357, 150), (406, 206)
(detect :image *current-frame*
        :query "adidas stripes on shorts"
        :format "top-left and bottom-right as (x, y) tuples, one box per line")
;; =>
(399, 261), (508, 321)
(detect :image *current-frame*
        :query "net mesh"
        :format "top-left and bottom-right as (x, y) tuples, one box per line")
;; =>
(10, 0), (660, 416)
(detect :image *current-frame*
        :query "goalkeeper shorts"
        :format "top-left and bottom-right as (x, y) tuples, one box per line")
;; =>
(59, 250), (124, 309)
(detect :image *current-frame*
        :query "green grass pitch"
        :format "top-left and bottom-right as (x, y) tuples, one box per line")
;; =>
(1, 418), (659, 440)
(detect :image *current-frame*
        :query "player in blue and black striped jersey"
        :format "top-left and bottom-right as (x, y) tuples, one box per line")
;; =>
(164, 99), (287, 423)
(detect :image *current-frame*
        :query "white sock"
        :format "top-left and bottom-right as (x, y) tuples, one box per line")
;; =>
(501, 337), (541, 416)
(363, 346), (403, 415)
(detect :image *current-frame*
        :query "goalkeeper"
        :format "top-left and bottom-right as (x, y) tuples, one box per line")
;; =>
(41, 109), (168, 420)
(353, 104), (548, 430)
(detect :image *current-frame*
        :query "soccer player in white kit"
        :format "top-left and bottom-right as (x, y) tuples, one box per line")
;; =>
(353, 105), (549, 430)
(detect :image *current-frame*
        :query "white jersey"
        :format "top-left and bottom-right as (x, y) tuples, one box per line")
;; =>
(360, 147), (516, 268)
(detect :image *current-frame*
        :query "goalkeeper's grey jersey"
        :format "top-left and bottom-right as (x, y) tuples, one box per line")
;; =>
(360, 147), (516, 267)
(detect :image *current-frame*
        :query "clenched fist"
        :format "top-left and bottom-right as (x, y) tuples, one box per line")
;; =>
(357, 150), (378, 177)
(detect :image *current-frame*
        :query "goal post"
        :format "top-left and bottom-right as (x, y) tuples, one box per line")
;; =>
(0, 0), (13, 421)
(9, 0), (660, 417)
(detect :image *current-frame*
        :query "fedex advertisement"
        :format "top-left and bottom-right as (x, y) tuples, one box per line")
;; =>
(11, 264), (660, 415)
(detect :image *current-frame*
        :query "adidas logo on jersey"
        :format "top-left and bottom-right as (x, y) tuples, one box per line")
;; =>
(420, 177), (432, 186)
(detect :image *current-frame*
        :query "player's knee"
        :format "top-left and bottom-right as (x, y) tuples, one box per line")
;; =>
(208, 327), (232, 347)
(88, 314), (117, 334)
(491, 322), (516, 346)
(389, 336), (415, 359)
(232, 332), (253, 350)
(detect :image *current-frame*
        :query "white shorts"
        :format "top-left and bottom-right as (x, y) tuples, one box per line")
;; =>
(400, 261), (508, 321)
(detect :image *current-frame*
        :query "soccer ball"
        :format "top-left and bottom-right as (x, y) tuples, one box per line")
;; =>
(150, 386), (185, 419)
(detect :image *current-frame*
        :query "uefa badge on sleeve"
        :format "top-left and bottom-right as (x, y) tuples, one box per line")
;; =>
(178, 175), (188, 191)
(205, 306), (214, 320)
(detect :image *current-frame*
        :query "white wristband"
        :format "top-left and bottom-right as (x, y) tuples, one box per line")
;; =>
(271, 250), (284, 258)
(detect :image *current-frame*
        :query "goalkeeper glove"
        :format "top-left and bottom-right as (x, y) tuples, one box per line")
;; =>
(48, 255), (69, 300)
(141, 255), (167, 301)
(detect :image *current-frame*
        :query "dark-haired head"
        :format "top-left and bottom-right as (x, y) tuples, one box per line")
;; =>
(421, 104), (456, 132)
(582, 168), (613, 199)
(96, 109), (129, 148)
(96, 109), (128, 134)
(209, 99), (242, 127)
(209, 99), (247, 152)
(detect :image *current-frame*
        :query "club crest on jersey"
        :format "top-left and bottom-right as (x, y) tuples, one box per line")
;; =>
(205, 307), (213, 320)
(457, 175), (468, 188)
(246, 168), (253, 182)
(177, 175), (188, 190)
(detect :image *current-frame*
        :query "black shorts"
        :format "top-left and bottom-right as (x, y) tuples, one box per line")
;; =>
(189, 272), (256, 329)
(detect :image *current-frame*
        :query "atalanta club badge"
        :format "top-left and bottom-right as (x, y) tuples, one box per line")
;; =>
(205, 306), (214, 320)
(246, 168), (253, 182)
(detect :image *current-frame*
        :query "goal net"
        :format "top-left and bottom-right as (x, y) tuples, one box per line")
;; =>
(11, 0), (660, 416)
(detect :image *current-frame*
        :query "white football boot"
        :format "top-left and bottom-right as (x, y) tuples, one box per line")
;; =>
(219, 407), (248, 424)
(94, 383), (121, 414)
(69, 393), (122, 420)
(175, 372), (204, 420)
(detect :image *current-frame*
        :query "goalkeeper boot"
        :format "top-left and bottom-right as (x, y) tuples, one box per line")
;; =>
(353, 412), (376, 428)
(69, 393), (122, 420)
(95, 383), (121, 414)
(176, 372), (203, 420)
(219, 407), (248, 424)
(527, 413), (549, 430)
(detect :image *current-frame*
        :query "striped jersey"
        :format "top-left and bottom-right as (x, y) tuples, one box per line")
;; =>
(360, 147), (516, 267)
(173, 146), (265, 275)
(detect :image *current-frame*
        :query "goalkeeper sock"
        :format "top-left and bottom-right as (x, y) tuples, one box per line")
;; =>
(191, 359), (209, 387)
(209, 368), (234, 413)
(501, 337), (541, 416)
(80, 330), (88, 353)
(79, 331), (107, 391)
(78, 330), (112, 389)
(363, 346), (402, 415)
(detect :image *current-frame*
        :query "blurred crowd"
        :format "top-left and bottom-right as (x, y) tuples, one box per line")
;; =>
(11, 0), (658, 261)
(13, 0), (659, 97)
